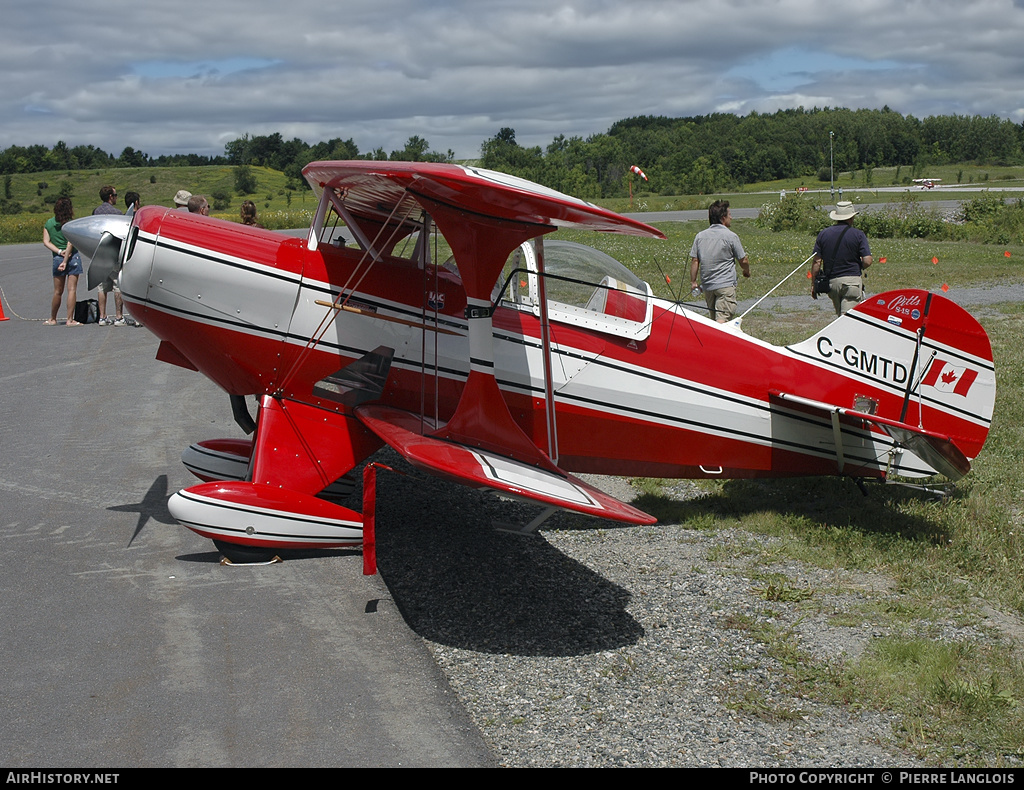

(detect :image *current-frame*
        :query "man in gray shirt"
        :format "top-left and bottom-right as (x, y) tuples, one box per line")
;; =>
(689, 200), (750, 323)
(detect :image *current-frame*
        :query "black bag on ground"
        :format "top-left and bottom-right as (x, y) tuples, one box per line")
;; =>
(74, 298), (99, 324)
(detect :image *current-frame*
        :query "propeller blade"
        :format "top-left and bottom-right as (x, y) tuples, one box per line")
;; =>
(61, 215), (131, 290)
(86, 231), (123, 290)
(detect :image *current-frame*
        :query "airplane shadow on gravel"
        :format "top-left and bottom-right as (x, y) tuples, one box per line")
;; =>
(370, 459), (958, 656)
(370, 462), (645, 658)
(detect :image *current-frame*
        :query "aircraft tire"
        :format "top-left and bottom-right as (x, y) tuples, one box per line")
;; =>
(213, 539), (277, 564)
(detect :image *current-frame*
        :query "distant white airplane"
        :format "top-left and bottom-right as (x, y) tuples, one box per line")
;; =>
(913, 178), (942, 189)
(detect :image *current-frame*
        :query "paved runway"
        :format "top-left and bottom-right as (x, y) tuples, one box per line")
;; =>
(0, 242), (493, 767)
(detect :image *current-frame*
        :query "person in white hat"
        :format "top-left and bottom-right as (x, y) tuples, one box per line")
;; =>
(810, 201), (872, 315)
(173, 189), (192, 209)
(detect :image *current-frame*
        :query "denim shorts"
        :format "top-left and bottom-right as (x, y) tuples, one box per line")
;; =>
(52, 251), (83, 277)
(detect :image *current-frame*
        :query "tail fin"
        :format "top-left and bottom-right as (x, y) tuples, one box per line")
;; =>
(787, 289), (995, 476)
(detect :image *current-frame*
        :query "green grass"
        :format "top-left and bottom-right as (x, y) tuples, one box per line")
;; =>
(551, 220), (1024, 309)
(2, 164), (314, 215)
(629, 307), (1024, 764)
(0, 165), (318, 243)
(841, 638), (1024, 762)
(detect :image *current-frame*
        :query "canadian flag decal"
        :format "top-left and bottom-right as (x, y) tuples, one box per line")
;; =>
(921, 359), (978, 397)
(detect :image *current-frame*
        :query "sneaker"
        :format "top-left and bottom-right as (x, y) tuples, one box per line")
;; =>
(113, 317), (127, 326)
(98, 317), (113, 326)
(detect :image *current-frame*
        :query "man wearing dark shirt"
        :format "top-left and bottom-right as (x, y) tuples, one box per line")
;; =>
(93, 185), (121, 215)
(810, 201), (872, 315)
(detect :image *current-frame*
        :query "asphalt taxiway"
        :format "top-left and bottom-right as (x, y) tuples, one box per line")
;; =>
(0, 242), (493, 767)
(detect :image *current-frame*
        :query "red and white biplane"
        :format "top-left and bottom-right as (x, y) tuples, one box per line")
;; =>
(65, 162), (996, 565)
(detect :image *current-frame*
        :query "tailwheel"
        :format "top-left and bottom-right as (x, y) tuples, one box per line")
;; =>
(213, 540), (279, 565)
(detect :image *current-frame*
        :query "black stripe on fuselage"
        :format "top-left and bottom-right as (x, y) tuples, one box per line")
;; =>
(785, 312), (991, 425)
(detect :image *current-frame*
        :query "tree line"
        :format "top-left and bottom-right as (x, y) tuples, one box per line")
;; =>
(0, 133), (453, 187)
(481, 108), (1024, 198)
(3, 107), (1023, 198)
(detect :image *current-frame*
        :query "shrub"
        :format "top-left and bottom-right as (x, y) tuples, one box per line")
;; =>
(234, 165), (258, 195)
(959, 196), (1024, 245)
(857, 193), (959, 241)
(210, 190), (232, 211)
(756, 196), (830, 234)
(957, 193), (1005, 224)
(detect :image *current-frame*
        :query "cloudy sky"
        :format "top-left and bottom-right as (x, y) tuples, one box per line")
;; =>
(6, 0), (1024, 161)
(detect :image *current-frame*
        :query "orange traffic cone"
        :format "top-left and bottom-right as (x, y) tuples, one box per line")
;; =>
(0, 291), (9, 321)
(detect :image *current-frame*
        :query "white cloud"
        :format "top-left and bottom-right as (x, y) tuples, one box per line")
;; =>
(3, 0), (1023, 160)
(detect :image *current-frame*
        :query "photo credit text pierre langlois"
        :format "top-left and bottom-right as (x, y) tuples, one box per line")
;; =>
(749, 773), (1017, 785)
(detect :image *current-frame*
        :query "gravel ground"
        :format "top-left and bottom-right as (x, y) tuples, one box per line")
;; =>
(734, 282), (1024, 319)
(370, 467), (1008, 768)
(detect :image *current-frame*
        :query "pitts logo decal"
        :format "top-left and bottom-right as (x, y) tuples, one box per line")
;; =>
(886, 293), (922, 313)
(921, 358), (978, 397)
(816, 337), (909, 385)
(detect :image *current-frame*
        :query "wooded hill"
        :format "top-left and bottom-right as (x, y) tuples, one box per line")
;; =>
(3, 107), (1023, 199)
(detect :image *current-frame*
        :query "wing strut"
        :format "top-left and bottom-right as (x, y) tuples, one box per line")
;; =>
(282, 189), (417, 396)
(534, 237), (559, 464)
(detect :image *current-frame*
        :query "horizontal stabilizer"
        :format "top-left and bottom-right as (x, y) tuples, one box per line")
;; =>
(771, 391), (970, 480)
(355, 404), (656, 526)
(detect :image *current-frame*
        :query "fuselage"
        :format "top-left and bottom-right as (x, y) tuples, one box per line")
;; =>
(120, 206), (992, 482)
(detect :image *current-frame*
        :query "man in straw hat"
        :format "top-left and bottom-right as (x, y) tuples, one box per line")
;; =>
(810, 200), (872, 315)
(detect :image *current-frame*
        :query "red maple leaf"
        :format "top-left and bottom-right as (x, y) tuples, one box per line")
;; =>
(941, 369), (958, 385)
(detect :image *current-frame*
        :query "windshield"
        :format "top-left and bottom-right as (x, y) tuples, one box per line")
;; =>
(497, 238), (653, 341)
(536, 240), (646, 306)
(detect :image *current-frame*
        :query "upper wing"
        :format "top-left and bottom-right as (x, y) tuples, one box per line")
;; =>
(302, 161), (666, 239)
